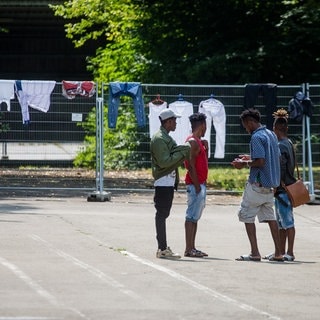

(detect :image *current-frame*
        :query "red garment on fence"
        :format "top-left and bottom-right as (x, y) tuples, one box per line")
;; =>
(62, 80), (95, 99)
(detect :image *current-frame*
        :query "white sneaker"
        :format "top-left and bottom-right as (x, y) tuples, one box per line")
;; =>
(156, 247), (181, 259)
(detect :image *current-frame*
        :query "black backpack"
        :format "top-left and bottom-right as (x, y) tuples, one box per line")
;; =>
(288, 97), (304, 123)
(288, 91), (313, 122)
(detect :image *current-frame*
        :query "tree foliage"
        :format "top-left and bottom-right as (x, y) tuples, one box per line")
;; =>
(137, 0), (320, 84)
(51, 0), (320, 84)
(73, 103), (142, 170)
(50, 0), (149, 82)
(50, 0), (149, 169)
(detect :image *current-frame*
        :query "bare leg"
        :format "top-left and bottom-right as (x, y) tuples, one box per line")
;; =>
(279, 229), (287, 255)
(286, 227), (295, 257)
(185, 221), (194, 253)
(244, 223), (261, 257)
(192, 222), (198, 249)
(268, 220), (282, 257)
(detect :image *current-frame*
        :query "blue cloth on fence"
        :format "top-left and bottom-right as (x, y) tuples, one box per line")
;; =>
(108, 82), (146, 128)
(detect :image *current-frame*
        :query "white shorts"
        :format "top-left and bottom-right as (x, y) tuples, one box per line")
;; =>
(238, 182), (276, 223)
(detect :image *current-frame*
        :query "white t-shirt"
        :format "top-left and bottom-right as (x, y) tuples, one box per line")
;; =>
(168, 100), (193, 145)
(148, 101), (168, 138)
(154, 171), (176, 187)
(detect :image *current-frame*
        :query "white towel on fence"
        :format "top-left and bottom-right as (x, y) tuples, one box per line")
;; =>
(15, 80), (56, 123)
(0, 79), (15, 111)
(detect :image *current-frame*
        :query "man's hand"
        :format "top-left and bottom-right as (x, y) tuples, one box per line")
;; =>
(231, 158), (248, 169)
(239, 154), (251, 161)
(201, 139), (209, 151)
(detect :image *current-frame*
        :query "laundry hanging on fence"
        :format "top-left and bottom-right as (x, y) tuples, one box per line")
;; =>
(15, 80), (56, 124)
(62, 80), (95, 99)
(288, 91), (314, 123)
(148, 95), (168, 138)
(0, 79), (15, 111)
(168, 95), (193, 145)
(244, 83), (277, 130)
(198, 95), (226, 159)
(108, 82), (146, 128)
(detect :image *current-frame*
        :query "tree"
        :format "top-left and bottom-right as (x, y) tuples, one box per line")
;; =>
(137, 0), (289, 84)
(50, 0), (149, 82)
(275, 0), (320, 83)
(51, 0), (320, 84)
(73, 104), (143, 170)
(137, 0), (320, 84)
(51, 0), (149, 169)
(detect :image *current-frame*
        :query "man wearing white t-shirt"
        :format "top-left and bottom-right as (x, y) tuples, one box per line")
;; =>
(150, 109), (190, 259)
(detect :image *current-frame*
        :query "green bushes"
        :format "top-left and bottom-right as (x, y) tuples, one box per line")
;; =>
(74, 103), (142, 170)
(179, 166), (249, 191)
(181, 166), (320, 191)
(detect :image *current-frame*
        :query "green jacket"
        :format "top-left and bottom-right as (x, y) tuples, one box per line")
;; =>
(150, 126), (190, 187)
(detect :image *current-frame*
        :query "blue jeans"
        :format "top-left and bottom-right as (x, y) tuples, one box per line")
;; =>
(275, 192), (295, 229)
(185, 184), (206, 223)
(108, 82), (146, 128)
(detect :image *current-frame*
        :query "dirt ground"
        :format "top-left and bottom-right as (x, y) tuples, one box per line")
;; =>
(0, 168), (152, 188)
(0, 168), (242, 205)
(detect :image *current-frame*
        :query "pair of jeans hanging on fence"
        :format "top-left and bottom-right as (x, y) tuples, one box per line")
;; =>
(108, 82), (146, 128)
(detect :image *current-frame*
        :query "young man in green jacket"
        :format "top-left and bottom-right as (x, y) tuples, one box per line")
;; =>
(150, 109), (190, 259)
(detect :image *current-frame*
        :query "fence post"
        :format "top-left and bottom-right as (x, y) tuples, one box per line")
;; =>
(303, 83), (315, 201)
(87, 87), (111, 202)
(2, 142), (8, 159)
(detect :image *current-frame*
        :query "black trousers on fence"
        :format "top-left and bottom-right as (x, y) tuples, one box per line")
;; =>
(154, 186), (174, 251)
(244, 83), (277, 130)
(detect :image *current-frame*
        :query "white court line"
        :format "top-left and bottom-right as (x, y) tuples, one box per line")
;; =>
(0, 255), (88, 320)
(0, 317), (61, 320)
(85, 234), (281, 319)
(120, 250), (282, 320)
(30, 234), (141, 301)
(0, 256), (60, 307)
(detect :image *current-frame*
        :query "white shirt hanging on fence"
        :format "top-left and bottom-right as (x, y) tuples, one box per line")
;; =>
(168, 100), (193, 145)
(15, 80), (56, 124)
(198, 97), (226, 158)
(0, 79), (15, 111)
(148, 101), (168, 138)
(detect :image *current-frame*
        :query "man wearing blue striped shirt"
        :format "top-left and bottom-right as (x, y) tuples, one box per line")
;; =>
(232, 108), (283, 262)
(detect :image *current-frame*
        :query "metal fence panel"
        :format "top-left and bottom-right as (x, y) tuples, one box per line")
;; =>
(139, 84), (318, 167)
(1, 82), (319, 192)
(0, 82), (96, 166)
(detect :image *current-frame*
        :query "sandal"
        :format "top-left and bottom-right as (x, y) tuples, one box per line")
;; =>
(184, 249), (204, 258)
(263, 253), (274, 260)
(195, 249), (208, 257)
(236, 254), (261, 261)
(283, 254), (295, 261)
(268, 255), (284, 262)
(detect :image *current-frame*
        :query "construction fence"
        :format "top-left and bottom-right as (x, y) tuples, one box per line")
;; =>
(0, 82), (319, 192)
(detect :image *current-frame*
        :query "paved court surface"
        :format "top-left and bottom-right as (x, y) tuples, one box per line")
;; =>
(0, 191), (319, 320)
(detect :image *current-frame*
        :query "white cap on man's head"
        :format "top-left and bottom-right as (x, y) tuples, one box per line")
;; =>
(159, 109), (181, 121)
